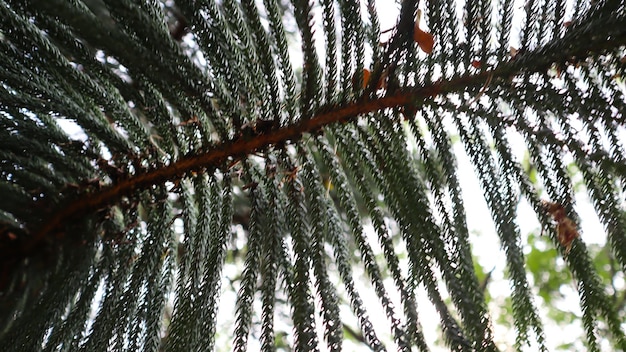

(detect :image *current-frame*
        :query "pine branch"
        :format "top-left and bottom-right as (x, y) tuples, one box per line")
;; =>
(2, 1), (626, 349)
(9, 21), (625, 259)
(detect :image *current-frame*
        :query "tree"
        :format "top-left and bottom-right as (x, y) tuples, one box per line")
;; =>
(0, 0), (625, 350)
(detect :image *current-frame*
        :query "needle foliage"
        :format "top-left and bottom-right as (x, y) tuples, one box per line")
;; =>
(0, 0), (625, 350)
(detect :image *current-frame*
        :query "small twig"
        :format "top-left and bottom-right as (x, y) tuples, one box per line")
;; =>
(380, 27), (395, 35)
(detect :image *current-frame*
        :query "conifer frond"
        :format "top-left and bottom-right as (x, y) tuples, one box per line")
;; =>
(1, 0), (626, 351)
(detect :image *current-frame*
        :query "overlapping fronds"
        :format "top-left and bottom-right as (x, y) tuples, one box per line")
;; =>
(1, 0), (625, 350)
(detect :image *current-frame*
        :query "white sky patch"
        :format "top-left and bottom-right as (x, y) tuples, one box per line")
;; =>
(56, 118), (88, 142)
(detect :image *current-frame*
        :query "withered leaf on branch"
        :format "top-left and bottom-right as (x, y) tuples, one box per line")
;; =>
(542, 200), (580, 254)
(413, 9), (434, 54)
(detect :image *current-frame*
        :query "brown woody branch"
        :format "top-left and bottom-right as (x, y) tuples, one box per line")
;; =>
(25, 72), (486, 252)
(21, 17), (626, 253)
